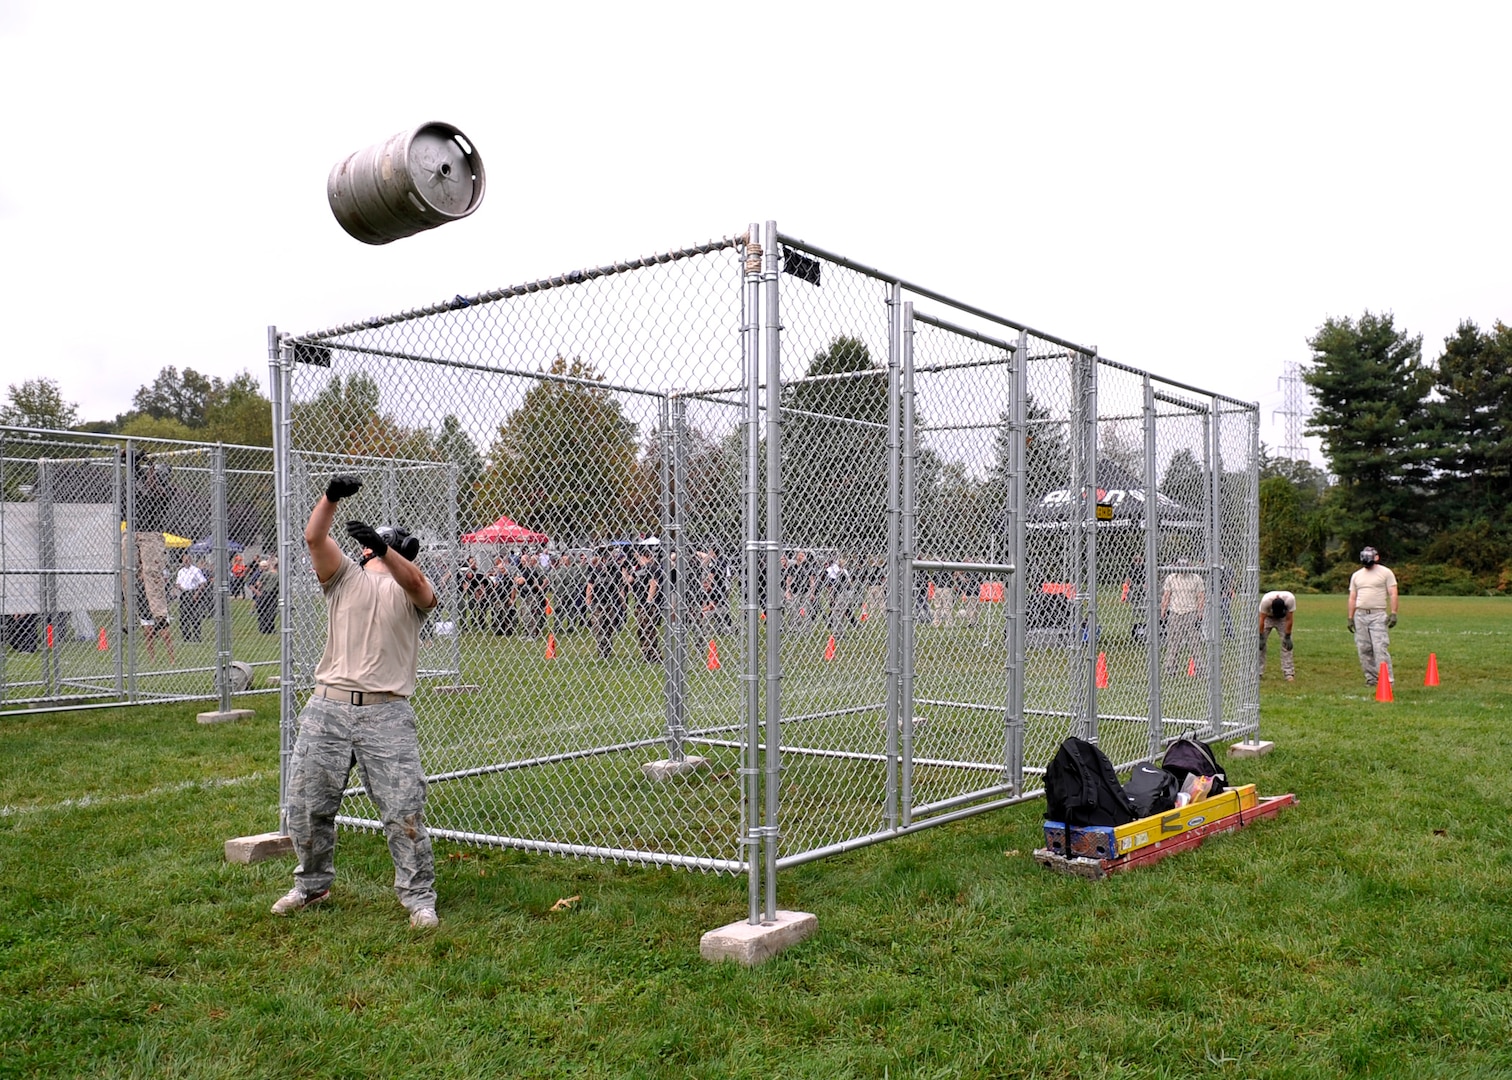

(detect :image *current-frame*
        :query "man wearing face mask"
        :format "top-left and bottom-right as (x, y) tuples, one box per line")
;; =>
(271, 474), (441, 929)
(1346, 546), (1398, 689)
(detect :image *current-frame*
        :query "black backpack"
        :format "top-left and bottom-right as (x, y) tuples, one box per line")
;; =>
(1124, 760), (1180, 817)
(1044, 737), (1137, 827)
(1161, 734), (1231, 793)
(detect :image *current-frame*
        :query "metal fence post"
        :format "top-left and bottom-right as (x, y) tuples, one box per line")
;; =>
(1204, 405), (1222, 737)
(123, 438), (138, 702)
(211, 445), (232, 713)
(898, 298), (915, 828)
(742, 223), (764, 924)
(1005, 330), (1029, 794)
(1243, 405), (1262, 738)
(1143, 376), (1164, 758)
(884, 286), (903, 830)
(36, 459), (58, 697)
(1083, 353), (1100, 740)
(661, 391), (690, 762)
(761, 219), (782, 923)
(1068, 355), (1092, 738)
(268, 327), (294, 835)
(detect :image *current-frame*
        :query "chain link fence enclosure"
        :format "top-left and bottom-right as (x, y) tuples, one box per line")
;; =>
(274, 221), (1259, 921)
(0, 428), (280, 715)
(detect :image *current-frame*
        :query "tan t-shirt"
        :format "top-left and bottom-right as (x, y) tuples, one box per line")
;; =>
(1163, 572), (1205, 615)
(1259, 590), (1296, 615)
(313, 558), (431, 696)
(1349, 565), (1397, 612)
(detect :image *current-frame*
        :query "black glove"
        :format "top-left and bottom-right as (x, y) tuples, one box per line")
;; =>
(346, 520), (386, 558)
(1282, 634), (1293, 650)
(325, 475), (363, 503)
(1347, 620), (1355, 633)
(1387, 613), (1397, 629)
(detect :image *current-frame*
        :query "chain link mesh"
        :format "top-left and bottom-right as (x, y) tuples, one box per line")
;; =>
(0, 427), (278, 713)
(276, 224), (1260, 883)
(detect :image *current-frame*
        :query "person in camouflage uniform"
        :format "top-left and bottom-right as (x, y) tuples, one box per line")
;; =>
(271, 475), (441, 929)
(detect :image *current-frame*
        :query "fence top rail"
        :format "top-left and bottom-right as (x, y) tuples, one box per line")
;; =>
(777, 231), (1052, 346)
(910, 309), (1018, 355)
(285, 234), (747, 346)
(1095, 356), (1259, 412)
(778, 230), (1257, 413)
(0, 426), (271, 455)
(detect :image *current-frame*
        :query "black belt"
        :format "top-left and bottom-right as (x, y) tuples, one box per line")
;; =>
(313, 685), (407, 706)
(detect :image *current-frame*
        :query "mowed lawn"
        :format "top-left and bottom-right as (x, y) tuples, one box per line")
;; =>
(1, 595), (1509, 1078)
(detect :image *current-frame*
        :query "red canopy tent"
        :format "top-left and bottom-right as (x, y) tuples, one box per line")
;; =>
(460, 515), (549, 545)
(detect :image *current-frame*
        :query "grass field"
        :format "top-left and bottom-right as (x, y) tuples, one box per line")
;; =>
(2, 594), (1510, 1078)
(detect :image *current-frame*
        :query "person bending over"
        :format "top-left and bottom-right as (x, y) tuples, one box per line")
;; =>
(1257, 589), (1296, 681)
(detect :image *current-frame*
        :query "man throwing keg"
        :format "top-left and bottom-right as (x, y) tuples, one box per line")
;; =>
(1347, 545), (1398, 689)
(271, 474), (441, 929)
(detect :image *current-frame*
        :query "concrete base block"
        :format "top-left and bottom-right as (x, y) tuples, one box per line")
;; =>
(1228, 739), (1276, 759)
(197, 708), (256, 725)
(430, 684), (480, 695)
(225, 832), (294, 864)
(641, 756), (709, 781)
(700, 910), (817, 965)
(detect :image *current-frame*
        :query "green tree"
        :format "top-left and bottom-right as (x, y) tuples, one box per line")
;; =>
(1099, 419), (1143, 481)
(1258, 474), (1307, 571)
(202, 372), (273, 447)
(987, 396), (1071, 503)
(475, 356), (643, 547)
(1427, 319), (1512, 528)
(1159, 447), (1207, 507)
(434, 415), (485, 528)
(638, 417), (744, 551)
(780, 336), (890, 556)
(1259, 444), (1330, 574)
(118, 414), (196, 441)
(1302, 311), (1433, 555)
(133, 367), (216, 428)
(1, 378), (79, 430)
(291, 372), (429, 460)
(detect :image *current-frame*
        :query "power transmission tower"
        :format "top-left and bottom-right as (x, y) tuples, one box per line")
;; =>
(1273, 361), (1310, 462)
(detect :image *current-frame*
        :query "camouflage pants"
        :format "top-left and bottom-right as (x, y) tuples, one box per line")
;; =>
(1354, 609), (1393, 685)
(285, 695), (436, 912)
(1163, 610), (1204, 675)
(1258, 615), (1294, 678)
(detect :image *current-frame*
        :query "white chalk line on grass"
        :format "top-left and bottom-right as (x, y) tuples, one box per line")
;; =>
(0, 772), (266, 818)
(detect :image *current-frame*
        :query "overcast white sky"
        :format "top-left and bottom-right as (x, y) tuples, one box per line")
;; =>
(2, 1), (1507, 460)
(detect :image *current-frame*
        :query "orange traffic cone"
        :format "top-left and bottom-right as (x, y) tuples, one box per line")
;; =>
(1375, 663), (1393, 702)
(824, 634), (837, 661)
(1187, 656), (1197, 678)
(46, 624), (54, 649)
(1095, 652), (1108, 689)
(98, 627), (109, 651)
(706, 639), (721, 671)
(1424, 653), (1440, 687)
(544, 633), (557, 659)
(545, 603), (553, 616)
